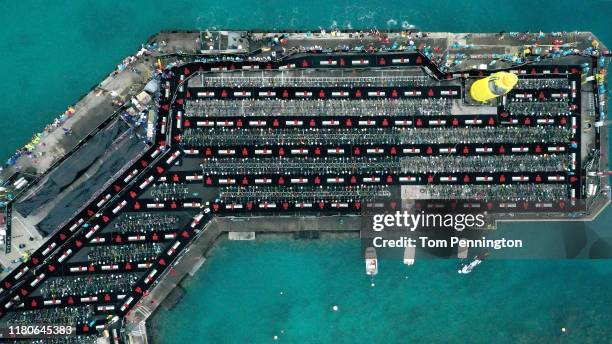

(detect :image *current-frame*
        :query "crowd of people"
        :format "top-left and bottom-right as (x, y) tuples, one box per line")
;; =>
(3, 40), (162, 171)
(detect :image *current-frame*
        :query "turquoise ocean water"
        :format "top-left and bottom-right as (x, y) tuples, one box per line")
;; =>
(1, 1), (611, 342)
(151, 239), (612, 343)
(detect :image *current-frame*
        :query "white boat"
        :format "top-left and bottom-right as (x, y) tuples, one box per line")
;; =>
(458, 252), (488, 274)
(458, 258), (481, 274)
(403, 246), (415, 266)
(365, 247), (378, 275)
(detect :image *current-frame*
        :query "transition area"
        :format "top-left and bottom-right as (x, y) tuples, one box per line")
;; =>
(0, 30), (609, 343)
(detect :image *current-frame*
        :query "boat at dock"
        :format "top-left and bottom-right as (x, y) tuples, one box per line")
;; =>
(365, 247), (378, 275)
(403, 245), (415, 266)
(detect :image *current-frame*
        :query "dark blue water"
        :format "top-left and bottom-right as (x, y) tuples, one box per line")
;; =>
(1, 1), (611, 343)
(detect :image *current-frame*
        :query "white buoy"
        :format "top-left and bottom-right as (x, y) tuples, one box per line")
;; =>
(371, 282), (375, 287)
(561, 327), (566, 333)
(279, 291), (284, 295)
(273, 335), (278, 340)
(332, 305), (339, 312)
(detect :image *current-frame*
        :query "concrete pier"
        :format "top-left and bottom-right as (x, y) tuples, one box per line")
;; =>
(0, 30), (608, 342)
